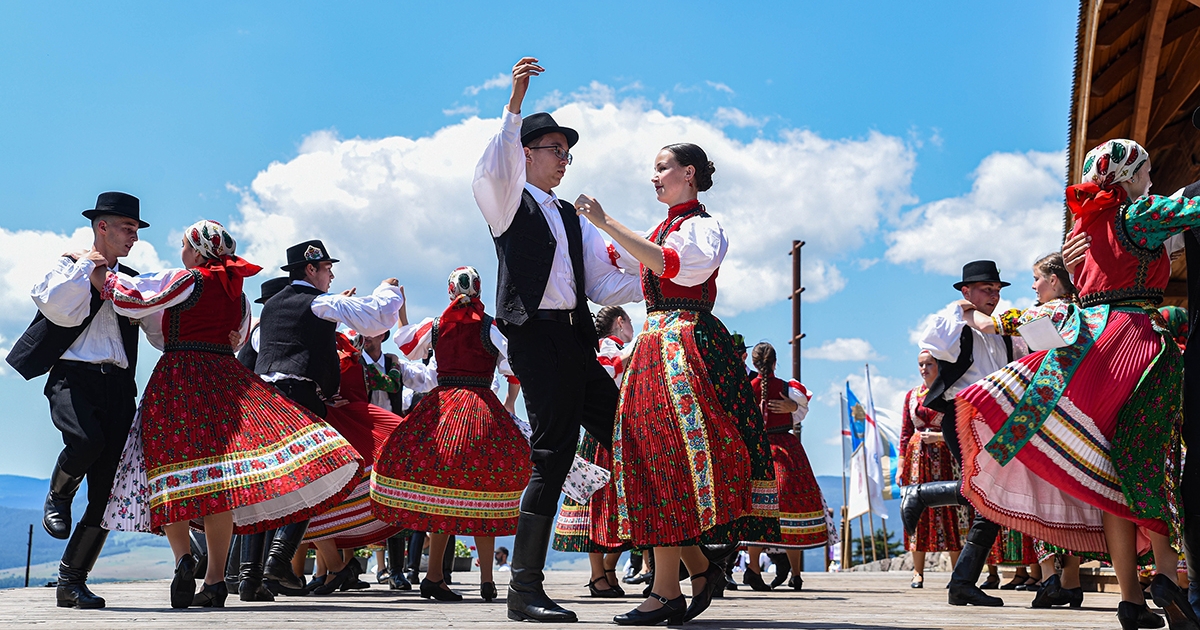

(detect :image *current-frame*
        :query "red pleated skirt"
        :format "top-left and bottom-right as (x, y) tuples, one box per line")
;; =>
(747, 432), (828, 549)
(139, 351), (362, 534)
(370, 385), (531, 535)
(305, 401), (404, 548)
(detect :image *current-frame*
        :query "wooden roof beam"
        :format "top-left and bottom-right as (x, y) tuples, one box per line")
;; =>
(1097, 0), (1150, 48)
(1131, 0), (1172, 143)
(1092, 41), (1142, 96)
(1147, 41), (1200, 143)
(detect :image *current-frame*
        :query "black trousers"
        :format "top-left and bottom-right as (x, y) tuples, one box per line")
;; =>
(44, 361), (137, 527)
(501, 319), (620, 516)
(270, 378), (327, 419)
(938, 399), (1002, 556)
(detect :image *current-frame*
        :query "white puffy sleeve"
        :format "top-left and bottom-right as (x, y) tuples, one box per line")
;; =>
(394, 317), (435, 361)
(659, 215), (727, 287)
(917, 305), (967, 363)
(787, 379), (812, 426)
(104, 268), (197, 319)
(31, 256), (97, 327)
(490, 321), (514, 377)
(310, 283), (404, 337)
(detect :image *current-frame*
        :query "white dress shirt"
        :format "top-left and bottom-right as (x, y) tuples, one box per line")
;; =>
(918, 303), (1028, 399)
(472, 108), (643, 308)
(394, 316), (514, 377)
(31, 257), (131, 367)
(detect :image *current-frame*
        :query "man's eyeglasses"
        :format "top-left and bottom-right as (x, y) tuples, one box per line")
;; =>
(527, 145), (573, 165)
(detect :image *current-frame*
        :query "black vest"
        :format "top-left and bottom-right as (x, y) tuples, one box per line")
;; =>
(492, 190), (597, 348)
(6, 259), (140, 381)
(236, 323), (260, 371)
(254, 284), (340, 397)
(925, 326), (1013, 415)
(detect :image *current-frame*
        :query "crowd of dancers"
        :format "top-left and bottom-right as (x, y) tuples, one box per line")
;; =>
(12, 55), (1200, 629)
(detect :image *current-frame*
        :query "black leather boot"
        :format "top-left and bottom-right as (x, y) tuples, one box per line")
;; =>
(225, 534), (241, 591)
(264, 521), (308, 592)
(507, 511), (577, 622)
(386, 535), (411, 591)
(238, 532), (275, 602)
(43, 458), (83, 540)
(947, 541), (1003, 607)
(56, 524), (108, 609)
(901, 480), (966, 536)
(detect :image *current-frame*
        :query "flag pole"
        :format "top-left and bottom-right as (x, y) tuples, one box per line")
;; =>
(839, 390), (851, 569)
(863, 364), (877, 563)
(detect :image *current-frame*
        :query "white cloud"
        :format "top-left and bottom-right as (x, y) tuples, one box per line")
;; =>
(228, 83), (915, 320)
(657, 94), (674, 115)
(713, 107), (767, 129)
(464, 72), (509, 96)
(825, 368), (918, 422)
(0, 335), (10, 376)
(0, 226), (168, 330)
(706, 80), (735, 95)
(804, 337), (879, 361)
(442, 104), (479, 117)
(884, 149), (1065, 277)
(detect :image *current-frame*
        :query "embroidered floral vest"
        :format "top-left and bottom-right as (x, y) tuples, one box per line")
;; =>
(1073, 202), (1170, 307)
(165, 267), (247, 354)
(642, 204), (718, 313)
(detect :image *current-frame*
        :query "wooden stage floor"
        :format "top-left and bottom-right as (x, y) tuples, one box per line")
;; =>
(0, 570), (1140, 629)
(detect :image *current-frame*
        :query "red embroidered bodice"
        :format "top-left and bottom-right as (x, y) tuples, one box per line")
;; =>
(164, 266), (247, 354)
(1071, 201), (1170, 308)
(751, 374), (791, 432)
(643, 200), (719, 313)
(335, 335), (371, 404)
(432, 298), (499, 386)
(899, 387), (944, 451)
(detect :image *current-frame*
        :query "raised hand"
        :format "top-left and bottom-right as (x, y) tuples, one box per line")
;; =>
(574, 194), (608, 228)
(341, 287), (357, 297)
(509, 57), (544, 115)
(383, 277), (399, 287)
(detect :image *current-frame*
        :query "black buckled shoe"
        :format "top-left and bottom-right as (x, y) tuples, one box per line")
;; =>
(605, 569), (627, 597)
(55, 524), (108, 609)
(683, 557), (724, 622)
(613, 593), (685, 626)
(192, 581), (229, 608)
(419, 577), (463, 602)
(1150, 573), (1200, 630)
(43, 461), (83, 540)
(171, 555), (198, 609)
(312, 562), (357, 595)
(1031, 574), (1083, 609)
(1118, 601), (1166, 630)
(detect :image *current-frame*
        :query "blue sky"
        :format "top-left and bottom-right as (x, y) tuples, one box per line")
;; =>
(0, 2), (1078, 482)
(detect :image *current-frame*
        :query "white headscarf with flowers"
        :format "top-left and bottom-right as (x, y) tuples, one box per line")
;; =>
(1081, 139), (1149, 190)
(184, 220), (237, 260)
(447, 266), (482, 299)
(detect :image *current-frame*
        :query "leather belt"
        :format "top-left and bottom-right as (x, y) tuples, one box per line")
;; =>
(61, 360), (126, 375)
(533, 309), (576, 325)
(766, 425), (795, 435)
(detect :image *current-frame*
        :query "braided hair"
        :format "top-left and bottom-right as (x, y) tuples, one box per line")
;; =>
(751, 342), (777, 411)
(593, 305), (628, 338)
(1033, 252), (1078, 304)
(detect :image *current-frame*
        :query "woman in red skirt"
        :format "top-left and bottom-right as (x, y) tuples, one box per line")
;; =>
(98, 220), (362, 608)
(955, 139), (1200, 628)
(370, 266), (531, 602)
(897, 351), (964, 589)
(742, 342), (827, 592)
(575, 143), (779, 625)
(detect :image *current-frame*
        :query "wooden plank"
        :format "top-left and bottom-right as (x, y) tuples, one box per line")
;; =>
(1089, 91), (1136, 140)
(1097, 0), (1150, 47)
(0, 571), (1154, 629)
(1092, 40), (1143, 96)
(1164, 6), (1200, 45)
(1147, 39), (1200, 143)
(1131, 0), (1172, 143)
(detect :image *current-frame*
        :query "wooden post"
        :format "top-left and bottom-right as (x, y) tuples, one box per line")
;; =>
(880, 518), (891, 561)
(25, 524), (32, 588)
(857, 515), (867, 565)
(867, 515), (879, 564)
(841, 505), (851, 570)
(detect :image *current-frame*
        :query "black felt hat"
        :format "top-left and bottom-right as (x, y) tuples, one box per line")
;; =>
(281, 239), (339, 271)
(255, 277), (291, 304)
(81, 192), (149, 229)
(953, 260), (1010, 290)
(521, 112), (579, 148)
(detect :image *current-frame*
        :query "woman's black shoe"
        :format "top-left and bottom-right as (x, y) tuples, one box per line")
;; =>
(979, 575), (1000, 590)
(771, 567), (790, 589)
(627, 571), (653, 585)
(313, 562), (357, 595)
(1149, 573), (1200, 629)
(192, 581), (228, 608)
(1118, 601), (1165, 629)
(789, 575), (803, 591)
(481, 581), (497, 602)
(1030, 574), (1084, 609)
(911, 576), (924, 589)
(589, 575), (622, 598)
(613, 592), (685, 626)
(304, 575), (326, 592)
(419, 577), (463, 602)
(605, 569), (627, 596)
(389, 571), (412, 591)
(171, 555), (197, 609)
(684, 559), (725, 622)
(742, 569), (772, 591)
(1000, 575), (1029, 590)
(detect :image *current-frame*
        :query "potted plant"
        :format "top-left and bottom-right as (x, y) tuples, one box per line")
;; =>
(453, 541), (474, 572)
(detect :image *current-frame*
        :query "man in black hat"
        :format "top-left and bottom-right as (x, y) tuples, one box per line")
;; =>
(236, 239), (406, 599)
(472, 57), (642, 623)
(907, 260), (1025, 607)
(6, 192), (149, 609)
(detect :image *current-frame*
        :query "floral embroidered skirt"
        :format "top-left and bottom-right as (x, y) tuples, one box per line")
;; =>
(304, 401), (404, 549)
(101, 350), (362, 535)
(744, 432), (828, 549)
(614, 309), (780, 547)
(988, 527), (1036, 566)
(901, 436), (966, 553)
(370, 384), (531, 536)
(957, 307), (1181, 555)
(553, 431), (628, 554)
